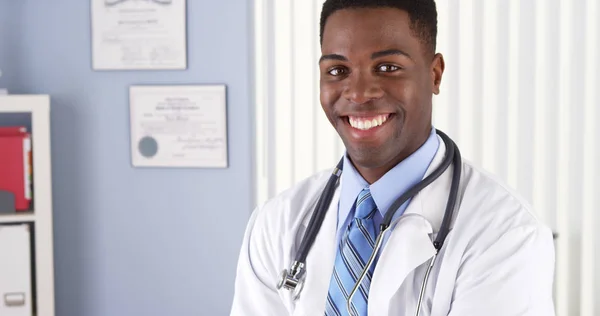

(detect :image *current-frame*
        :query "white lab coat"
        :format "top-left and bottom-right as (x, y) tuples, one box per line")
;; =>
(230, 137), (556, 316)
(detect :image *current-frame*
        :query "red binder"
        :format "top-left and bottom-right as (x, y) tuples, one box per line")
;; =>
(0, 127), (32, 211)
(0, 126), (28, 136)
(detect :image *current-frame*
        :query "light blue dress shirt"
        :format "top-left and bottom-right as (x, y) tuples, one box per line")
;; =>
(335, 127), (440, 255)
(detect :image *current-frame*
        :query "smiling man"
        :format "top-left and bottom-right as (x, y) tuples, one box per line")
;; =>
(231, 1), (556, 315)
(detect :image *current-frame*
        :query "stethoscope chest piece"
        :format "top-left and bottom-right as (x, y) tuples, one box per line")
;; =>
(277, 261), (306, 300)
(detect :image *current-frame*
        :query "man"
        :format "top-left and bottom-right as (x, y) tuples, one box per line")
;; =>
(231, 0), (556, 315)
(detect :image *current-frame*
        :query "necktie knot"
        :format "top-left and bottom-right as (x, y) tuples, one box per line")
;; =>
(355, 187), (377, 220)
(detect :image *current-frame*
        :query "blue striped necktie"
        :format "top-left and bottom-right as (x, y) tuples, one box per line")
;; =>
(325, 187), (378, 316)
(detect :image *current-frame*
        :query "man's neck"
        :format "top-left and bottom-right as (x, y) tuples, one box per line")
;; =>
(352, 128), (433, 184)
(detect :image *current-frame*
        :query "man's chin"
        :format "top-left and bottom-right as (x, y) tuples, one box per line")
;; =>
(346, 148), (389, 170)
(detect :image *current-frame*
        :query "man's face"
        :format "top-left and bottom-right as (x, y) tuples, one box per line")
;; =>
(319, 7), (444, 182)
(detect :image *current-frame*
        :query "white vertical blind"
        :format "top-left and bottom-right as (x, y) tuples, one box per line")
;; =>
(557, 1), (574, 314)
(581, 1), (598, 315)
(480, 0), (499, 176)
(253, 1), (600, 315)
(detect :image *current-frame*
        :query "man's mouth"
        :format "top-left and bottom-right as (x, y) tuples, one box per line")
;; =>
(347, 114), (392, 130)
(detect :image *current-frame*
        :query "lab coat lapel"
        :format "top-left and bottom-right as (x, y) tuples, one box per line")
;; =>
(368, 211), (436, 315)
(293, 187), (340, 315)
(369, 135), (453, 315)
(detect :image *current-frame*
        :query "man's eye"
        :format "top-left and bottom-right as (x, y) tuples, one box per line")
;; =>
(328, 67), (347, 76)
(376, 64), (400, 72)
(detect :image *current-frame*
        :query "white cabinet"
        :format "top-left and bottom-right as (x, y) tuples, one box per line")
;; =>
(0, 95), (55, 316)
(0, 224), (33, 316)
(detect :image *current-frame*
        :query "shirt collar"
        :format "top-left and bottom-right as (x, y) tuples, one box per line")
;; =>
(338, 127), (440, 224)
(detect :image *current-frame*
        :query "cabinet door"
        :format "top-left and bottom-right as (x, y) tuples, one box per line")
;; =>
(0, 224), (32, 316)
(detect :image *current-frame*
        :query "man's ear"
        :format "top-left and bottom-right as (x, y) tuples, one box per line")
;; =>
(431, 53), (445, 95)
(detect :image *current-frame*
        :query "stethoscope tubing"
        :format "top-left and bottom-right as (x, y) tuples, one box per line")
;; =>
(295, 160), (343, 264)
(279, 129), (462, 316)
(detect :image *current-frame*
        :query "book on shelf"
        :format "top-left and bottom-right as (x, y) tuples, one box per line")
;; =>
(0, 126), (32, 212)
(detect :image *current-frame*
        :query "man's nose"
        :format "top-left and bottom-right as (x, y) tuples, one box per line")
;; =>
(342, 71), (384, 104)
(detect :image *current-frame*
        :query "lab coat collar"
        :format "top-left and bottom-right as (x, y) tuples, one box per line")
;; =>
(369, 134), (457, 315)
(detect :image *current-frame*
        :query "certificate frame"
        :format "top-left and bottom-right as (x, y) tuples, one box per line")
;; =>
(129, 84), (229, 168)
(90, 0), (187, 70)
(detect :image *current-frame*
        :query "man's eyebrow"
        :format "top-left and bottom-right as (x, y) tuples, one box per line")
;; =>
(319, 54), (348, 63)
(371, 49), (412, 60)
(319, 50), (412, 63)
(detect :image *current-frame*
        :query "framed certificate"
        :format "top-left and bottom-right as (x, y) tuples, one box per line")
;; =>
(91, 0), (187, 70)
(129, 85), (228, 168)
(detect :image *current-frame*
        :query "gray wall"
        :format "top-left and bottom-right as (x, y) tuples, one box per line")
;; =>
(0, 1), (254, 315)
(0, 1), (16, 87)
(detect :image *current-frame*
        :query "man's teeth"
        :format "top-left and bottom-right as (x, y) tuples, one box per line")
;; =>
(348, 114), (389, 130)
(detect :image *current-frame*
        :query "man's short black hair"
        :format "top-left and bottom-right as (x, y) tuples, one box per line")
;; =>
(319, 0), (438, 55)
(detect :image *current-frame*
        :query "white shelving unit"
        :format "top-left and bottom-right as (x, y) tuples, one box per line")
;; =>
(0, 95), (55, 316)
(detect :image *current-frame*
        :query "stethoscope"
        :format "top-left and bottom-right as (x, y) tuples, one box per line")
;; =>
(277, 129), (462, 316)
